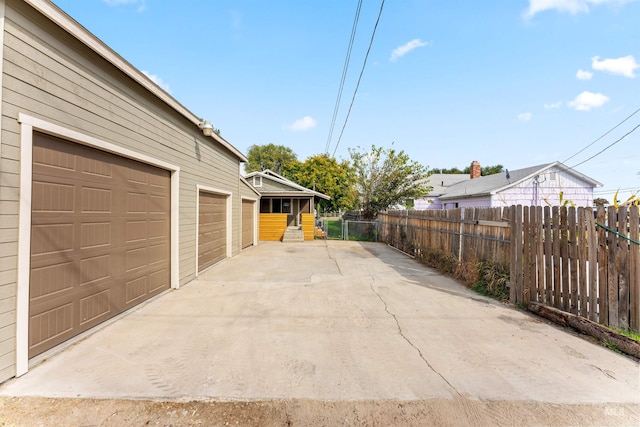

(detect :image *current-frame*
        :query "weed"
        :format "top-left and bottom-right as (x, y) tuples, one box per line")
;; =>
(415, 247), (510, 302)
(602, 340), (624, 354)
(609, 327), (640, 342)
(419, 248), (459, 275)
(515, 302), (528, 310)
(472, 262), (510, 302)
(454, 252), (478, 286)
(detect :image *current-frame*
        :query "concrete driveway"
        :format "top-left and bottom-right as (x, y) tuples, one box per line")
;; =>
(1, 241), (638, 404)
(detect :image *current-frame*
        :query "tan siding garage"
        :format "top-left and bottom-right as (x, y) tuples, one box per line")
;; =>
(198, 192), (227, 272)
(29, 133), (171, 357)
(242, 199), (255, 249)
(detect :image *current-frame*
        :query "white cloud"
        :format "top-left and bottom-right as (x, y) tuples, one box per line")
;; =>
(142, 71), (171, 93)
(524, 0), (638, 18)
(592, 55), (639, 78)
(568, 91), (609, 111)
(390, 39), (429, 62)
(285, 116), (317, 132)
(518, 112), (533, 121)
(103, 0), (146, 12)
(544, 101), (562, 109)
(576, 69), (593, 80)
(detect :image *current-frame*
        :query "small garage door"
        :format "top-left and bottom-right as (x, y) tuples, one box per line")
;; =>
(198, 192), (227, 272)
(242, 199), (254, 249)
(29, 133), (171, 357)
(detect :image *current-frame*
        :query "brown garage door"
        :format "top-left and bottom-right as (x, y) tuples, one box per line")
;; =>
(29, 133), (171, 358)
(198, 191), (227, 272)
(242, 199), (254, 249)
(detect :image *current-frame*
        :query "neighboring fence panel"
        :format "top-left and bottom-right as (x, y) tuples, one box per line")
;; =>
(318, 219), (379, 241)
(511, 205), (639, 332)
(301, 213), (315, 241)
(259, 213), (287, 241)
(344, 221), (378, 241)
(321, 219), (344, 240)
(378, 208), (510, 268)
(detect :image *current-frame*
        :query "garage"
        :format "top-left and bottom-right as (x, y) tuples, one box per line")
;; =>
(29, 132), (171, 357)
(198, 191), (227, 272)
(242, 199), (255, 249)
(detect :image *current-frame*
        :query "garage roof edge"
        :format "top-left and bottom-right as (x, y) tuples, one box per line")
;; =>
(24, 0), (248, 163)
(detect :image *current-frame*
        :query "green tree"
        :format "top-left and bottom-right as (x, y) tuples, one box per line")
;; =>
(245, 144), (299, 175)
(290, 154), (356, 213)
(430, 167), (465, 174)
(431, 164), (504, 176)
(349, 144), (431, 220)
(479, 164), (504, 176)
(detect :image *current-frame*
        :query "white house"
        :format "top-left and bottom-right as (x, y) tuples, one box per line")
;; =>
(415, 161), (602, 209)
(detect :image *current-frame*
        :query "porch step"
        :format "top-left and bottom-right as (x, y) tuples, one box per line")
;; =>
(282, 226), (304, 242)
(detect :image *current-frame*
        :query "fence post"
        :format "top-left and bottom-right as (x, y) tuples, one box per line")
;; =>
(510, 205), (523, 304)
(459, 208), (465, 262)
(631, 206), (640, 332)
(607, 207), (619, 328)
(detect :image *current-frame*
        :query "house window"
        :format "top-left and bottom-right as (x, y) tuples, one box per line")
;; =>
(282, 199), (291, 214)
(272, 199), (282, 213)
(549, 172), (557, 181)
(253, 176), (262, 187)
(260, 199), (270, 213)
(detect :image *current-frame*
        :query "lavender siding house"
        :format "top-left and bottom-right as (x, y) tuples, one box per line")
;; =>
(415, 161), (602, 209)
(413, 173), (470, 209)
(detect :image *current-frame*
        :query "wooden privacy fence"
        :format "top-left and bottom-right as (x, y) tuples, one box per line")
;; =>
(378, 205), (640, 332)
(378, 207), (511, 268)
(511, 205), (639, 332)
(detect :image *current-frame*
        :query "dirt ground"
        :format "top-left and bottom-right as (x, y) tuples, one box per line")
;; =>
(1, 396), (638, 426)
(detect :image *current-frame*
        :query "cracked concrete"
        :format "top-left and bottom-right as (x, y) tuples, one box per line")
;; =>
(368, 277), (463, 398)
(1, 240), (638, 406)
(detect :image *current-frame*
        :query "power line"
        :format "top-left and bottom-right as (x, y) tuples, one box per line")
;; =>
(570, 122), (640, 168)
(332, 0), (385, 158)
(594, 187), (638, 194)
(562, 106), (640, 164)
(324, 0), (363, 154)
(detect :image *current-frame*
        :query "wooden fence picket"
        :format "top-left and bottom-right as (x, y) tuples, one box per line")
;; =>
(618, 206), (630, 330)
(630, 206), (640, 331)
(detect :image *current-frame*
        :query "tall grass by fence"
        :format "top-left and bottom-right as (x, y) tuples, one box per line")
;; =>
(378, 205), (639, 333)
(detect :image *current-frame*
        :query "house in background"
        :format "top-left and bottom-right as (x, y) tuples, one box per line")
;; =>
(420, 160), (602, 209)
(245, 169), (329, 241)
(414, 173), (471, 210)
(0, 0), (256, 383)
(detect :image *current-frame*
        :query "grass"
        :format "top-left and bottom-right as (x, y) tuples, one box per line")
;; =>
(610, 327), (640, 342)
(325, 220), (343, 239)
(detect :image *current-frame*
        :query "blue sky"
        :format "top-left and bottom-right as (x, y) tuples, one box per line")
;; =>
(52, 0), (640, 202)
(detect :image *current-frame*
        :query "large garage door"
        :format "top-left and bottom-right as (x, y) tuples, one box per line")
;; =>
(242, 199), (254, 249)
(198, 192), (227, 272)
(29, 133), (171, 357)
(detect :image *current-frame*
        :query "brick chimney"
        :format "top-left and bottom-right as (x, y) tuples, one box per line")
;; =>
(470, 160), (481, 179)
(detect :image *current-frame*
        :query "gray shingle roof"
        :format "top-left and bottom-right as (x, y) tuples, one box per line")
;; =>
(439, 162), (601, 200)
(424, 174), (470, 196)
